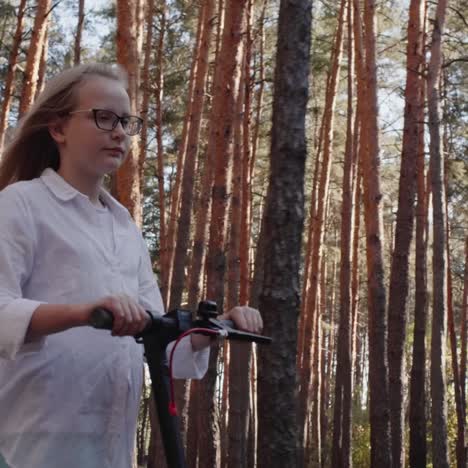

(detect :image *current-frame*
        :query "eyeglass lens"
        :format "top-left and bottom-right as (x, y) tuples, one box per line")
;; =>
(95, 110), (142, 135)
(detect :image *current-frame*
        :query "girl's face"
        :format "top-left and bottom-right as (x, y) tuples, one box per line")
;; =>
(51, 75), (133, 183)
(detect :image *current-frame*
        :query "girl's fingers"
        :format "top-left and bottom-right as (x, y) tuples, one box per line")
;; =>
(111, 296), (147, 336)
(232, 306), (263, 333)
(232, 307), (248, 331)
(247, 308), (262, 333)
(111, 297), (127, 336)
(107, 297), (124, 335)
(255, 312), (263, 333)
(128, 302), (147, 334)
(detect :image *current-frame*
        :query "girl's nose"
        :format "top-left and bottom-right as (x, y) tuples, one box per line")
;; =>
(111, 121), (127, 140)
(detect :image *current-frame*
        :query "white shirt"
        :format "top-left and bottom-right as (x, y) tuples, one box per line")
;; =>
(0, 168), (209, 468)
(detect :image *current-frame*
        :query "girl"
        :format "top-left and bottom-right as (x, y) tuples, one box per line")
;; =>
(0, 63), (262, 468)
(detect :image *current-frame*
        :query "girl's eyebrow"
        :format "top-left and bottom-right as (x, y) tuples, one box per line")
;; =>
(100, 108), (132, 117)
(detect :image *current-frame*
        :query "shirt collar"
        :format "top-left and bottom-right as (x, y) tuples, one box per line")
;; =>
(40, 168), (79, 201)
(40, 168), (131, 219)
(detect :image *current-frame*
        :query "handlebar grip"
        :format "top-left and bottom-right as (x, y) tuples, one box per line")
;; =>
(89, 307), (114, 329)
(218, 319), (234, 328)
(214, 319), (271, 344)
(90, 308), (158, 332)
(89, 309), (271, 344)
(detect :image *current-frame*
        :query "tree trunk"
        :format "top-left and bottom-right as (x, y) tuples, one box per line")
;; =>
(163, 1), (206, 307)
(445, 198), (466, 468)
(220, 344), (230, 468)
(350, 171), (361, 394)
(138, 0), (155, 187)
(135, 0), (145, 60)
(0, 0), (27, 154)
(137, 372), (150, 466)
(321, 260), (336, 467)
(35, 26), (48, 100)
(297, 118), (324, 371)
(387, 0), (425, 464)
(153, 1), (167, 296)
(186, 380), (200, 468)
(115, 0), (142, 224)
(247, 350), (258, 468)
(249, 0), (268, 181)
(408, 27), (428, 464)
(256, 1), (312, 467)
(18, 0), (52, 118)
(309, 258), (327, 467)
(171, 0), (214, 446)
(427, 0), (449, 465)
(461, 236), (467, 416)
(299, 1), (346, 458)
(227, 36), (253, 468)
(240, 0), (254, 305)
(170, 0), (216, 311)
(74, 0), (85, 65)
(147, 398), (167, 468)
(331, 1), (357, 464)
(198, 2), (247, 466)
(357, 0), (392, 464)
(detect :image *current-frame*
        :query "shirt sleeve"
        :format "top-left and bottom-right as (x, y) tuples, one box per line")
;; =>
(0, 187), (45, 360)
(136, 232), (210, 379)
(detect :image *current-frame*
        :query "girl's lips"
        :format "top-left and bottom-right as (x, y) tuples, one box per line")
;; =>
(104, 148), (124, 157)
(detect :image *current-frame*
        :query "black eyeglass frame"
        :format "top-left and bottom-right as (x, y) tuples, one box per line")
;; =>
(68, 108), (144, 136)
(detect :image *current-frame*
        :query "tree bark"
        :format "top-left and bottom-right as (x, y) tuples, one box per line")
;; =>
(299, 1), (346, 459)
(0, 0), (27, 154)
(74, 0), (85, 65)
(170, 0), (216, 311)
(153, 1), (167, 296)
(35, 25), (48, 100)
(320, 260), (336, 467)
(135, 0), (145, 60)
(331, 1), (357, 464)
(387, 0), (425, 464)
(461, 236), (467, 417)
(163, 1), (206, 307)
(309, 257), (327, 467)
(186, 380), (200, 468)
(138, 0), (155, 187)
(249, 0), (268, 181)
(446, 198), (466, 468)
(356, 0), (392, 464)
(297, 118), (324, 371)
(256, 1), (312, 467)
(115, 0), (142, 224)
(240, 0), (254, 305)
(18, 0), (52, 118)
(350, 171), (361, 394)
(227, 34), (253, 468)
(408, 27), (428, 464)
(427, 0), (450, 466)
(198, 2), (247, 466)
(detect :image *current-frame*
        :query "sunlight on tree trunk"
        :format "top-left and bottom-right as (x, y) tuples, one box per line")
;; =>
(18, 0), (52, 118)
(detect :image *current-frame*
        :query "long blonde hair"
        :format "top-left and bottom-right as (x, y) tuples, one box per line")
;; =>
(0, 63), (128, 190)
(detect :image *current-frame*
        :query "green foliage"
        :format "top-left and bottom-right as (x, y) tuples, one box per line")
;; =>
(352, 405), (371, 467)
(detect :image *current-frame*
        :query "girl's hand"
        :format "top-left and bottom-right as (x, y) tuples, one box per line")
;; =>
(218, 305), (263, 334)
(87, 294), (149, 337)
(190, 305), (263, 351)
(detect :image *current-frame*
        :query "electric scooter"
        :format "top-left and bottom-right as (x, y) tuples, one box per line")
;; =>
(90, 300), (271, 468)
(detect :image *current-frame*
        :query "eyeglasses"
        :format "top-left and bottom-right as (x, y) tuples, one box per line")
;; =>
(68, 108), (143, 136)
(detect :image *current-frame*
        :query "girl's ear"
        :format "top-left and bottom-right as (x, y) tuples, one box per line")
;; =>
(48, 119), (66, 144)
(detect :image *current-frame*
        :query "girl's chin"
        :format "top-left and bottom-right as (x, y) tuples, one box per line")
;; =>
(101, 157), (123, 172)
